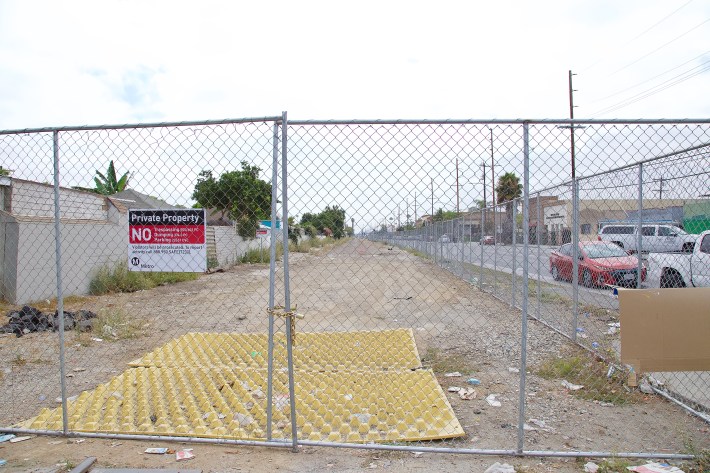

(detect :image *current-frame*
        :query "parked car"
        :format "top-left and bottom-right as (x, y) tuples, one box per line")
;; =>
(549, 241), (646, 288)
(481, 235), (495, 245)
(439, 234), (451, 243)
(598, 224), (696, 253)
(646, 230), (710, 288)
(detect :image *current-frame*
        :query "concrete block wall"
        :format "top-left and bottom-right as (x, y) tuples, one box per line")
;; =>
(13, 220), (126, 304)
(11, 179), (108, 220)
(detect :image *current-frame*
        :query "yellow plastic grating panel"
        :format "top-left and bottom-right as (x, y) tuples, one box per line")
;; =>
(127, 328), (422, 372)
(21, 329), (464, 442)
(20, 368), (463, 442)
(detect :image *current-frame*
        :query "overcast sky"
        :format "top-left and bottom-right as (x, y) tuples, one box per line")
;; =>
(1, 0), (709, 129)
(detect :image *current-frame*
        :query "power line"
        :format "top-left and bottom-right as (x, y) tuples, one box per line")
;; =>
(580, 0), (695, 73)
(588, 50), (709, 105)
(611, 17), (710, 76)
(628, 0), (694, 43)
(590, 60), (710, 116)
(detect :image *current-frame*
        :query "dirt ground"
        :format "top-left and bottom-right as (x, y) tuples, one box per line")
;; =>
(0, 239), (707, 472)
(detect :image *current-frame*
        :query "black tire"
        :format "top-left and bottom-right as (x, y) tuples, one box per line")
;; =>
(582, 269), (593, 288)
(551, 265), (561, 281)
(660, 269), (686, 288)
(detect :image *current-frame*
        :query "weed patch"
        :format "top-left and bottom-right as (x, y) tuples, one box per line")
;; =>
(536, 348), (641, 405)
(89, 262), (198, 295)
(421, 347), (475, 375)
(11, 354), (27, 367)
(404, 247), (429, 259)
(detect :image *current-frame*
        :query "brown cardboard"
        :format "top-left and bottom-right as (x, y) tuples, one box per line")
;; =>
(619, 287), (710, 372)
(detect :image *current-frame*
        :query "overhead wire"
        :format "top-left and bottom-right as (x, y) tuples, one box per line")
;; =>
(590, 60), (710, 116)
(588, 50), (709, 104)
(579, 0), (694, 73)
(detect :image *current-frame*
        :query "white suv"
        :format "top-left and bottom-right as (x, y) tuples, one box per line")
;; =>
(598, 224), (696, 253)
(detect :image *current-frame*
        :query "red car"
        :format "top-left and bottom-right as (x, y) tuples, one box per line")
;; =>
(549, 241), (646, 288)
(481, 235), (495, 245)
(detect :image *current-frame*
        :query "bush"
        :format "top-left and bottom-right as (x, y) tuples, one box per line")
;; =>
(89, 262), (198, 295)
(304, 224), (317, 239)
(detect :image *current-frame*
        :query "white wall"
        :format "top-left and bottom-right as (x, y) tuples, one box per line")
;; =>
(13, 219), (126, 304)
(11, 179), (108, 220)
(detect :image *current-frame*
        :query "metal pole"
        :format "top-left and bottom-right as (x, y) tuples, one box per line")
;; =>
(52, 131), (68, 435)
(637, 163), (643, 288)
(479, 208), (484, 290)
(512, 199), (517, 308)
(494, 204), (498, 296)
(536, 193), (541, 320)
(490, 128), (495, 207)
(517, 122), (531, 454)
(572, 179), (580, 340)
(266, 121), (279, 440)
(280, 112), (298, 451)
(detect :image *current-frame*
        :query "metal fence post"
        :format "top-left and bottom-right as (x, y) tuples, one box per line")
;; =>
(512, 199), (517, 308)
(517, 121), (531, 454)
(494, 204), (498, 297)
(479, 208), (484, 290)
(637, 163), (644, 288)
(536, 192), (541, 320)
(53, 131), (69, 435)
(280, 112), (298, 451)
(266, 121), (279, 440)
(572, 179), (579, 340)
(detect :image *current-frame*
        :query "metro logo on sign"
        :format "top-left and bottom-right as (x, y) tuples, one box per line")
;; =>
(128, 209), (207, 272)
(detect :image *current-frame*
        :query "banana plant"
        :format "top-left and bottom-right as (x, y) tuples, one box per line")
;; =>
(94, 160), (129, 195)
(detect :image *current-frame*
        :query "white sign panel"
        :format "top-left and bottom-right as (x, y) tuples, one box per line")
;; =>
(128, 209), (207, 272)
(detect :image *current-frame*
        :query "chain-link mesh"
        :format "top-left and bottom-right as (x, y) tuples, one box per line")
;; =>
(0, 119), (708, 460)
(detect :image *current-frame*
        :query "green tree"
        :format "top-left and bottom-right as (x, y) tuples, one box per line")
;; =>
(94, 160), (130, 195)
(299, 206), (347, 239)
(0, 166), (11, 176)
(192, 161), (271, 239)
(432, 208), (460, 221)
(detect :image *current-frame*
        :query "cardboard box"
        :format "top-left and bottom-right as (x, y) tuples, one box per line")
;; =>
(619, 287), (710, 372)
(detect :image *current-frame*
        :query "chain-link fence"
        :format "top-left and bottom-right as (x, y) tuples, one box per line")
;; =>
(0, 117), (708, 460)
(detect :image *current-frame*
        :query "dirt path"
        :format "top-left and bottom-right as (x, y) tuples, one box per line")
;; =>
(0, 239), (707, 472)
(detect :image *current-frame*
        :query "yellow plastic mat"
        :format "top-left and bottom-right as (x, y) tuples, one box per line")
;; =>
(127, 328), (422, 371)
(21, 329), (464, 443)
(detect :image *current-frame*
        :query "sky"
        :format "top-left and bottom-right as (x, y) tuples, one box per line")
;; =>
(0, 1), (708, 231)
(1, 0), (709, 129)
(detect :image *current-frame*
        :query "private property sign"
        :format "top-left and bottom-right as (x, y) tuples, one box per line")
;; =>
(128, 209), (206, 272)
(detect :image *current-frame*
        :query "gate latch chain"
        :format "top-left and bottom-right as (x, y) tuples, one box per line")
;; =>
(267, 305), (305, 345)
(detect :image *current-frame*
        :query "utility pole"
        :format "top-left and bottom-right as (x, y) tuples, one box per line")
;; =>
(455, 157), (460, 213)
(490, 128), (495, 207)
(431, 177), (434, 220)
(482, 161), (488, 235)
(569, 70), (577, 180)
(414, 192), (418, 225)
(653, 177), (666, 200)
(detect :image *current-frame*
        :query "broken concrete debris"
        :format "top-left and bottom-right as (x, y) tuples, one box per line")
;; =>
(0, 306), (97, 337)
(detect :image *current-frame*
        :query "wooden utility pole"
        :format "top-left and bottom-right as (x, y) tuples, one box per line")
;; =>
(569, 70), (577, 180)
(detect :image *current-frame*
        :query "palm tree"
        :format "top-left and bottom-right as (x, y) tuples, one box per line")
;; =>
(94, 160), (130, 195)
(495, 172), (522, 243)
(495, 172), (522, 216)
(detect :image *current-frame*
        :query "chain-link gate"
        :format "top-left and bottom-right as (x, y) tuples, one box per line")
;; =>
(0, 117), (708, 462)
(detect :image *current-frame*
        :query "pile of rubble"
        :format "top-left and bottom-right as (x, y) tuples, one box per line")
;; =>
(0, 306), (97, 337)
